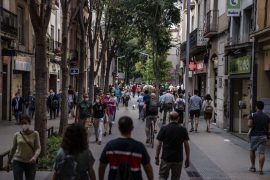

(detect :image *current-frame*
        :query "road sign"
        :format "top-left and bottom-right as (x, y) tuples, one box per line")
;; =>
(70, 68), (79, 75)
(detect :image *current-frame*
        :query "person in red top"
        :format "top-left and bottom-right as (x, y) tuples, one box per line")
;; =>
(101, 93), (110, 136)
(132, 84), (137, 98)
(106, 93), (117, 134)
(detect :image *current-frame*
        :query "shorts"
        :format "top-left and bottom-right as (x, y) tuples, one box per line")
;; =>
(250, 136), (267, 154)
(159, 160), (183, 180)
(145, 116), (157, 129)
(190, 110), (200, 118)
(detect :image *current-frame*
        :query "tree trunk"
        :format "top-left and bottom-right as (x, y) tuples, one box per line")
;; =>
(100, 57), (106, 91)
(104, 50), (113, 93)
(34, 35), (48, 156)
(59, 0), (69, 136)
(29, 0), (52, 157)
(88, 46), (95, 103)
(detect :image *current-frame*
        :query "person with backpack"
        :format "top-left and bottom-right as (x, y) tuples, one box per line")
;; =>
(175, 94), (185, 124)
(53, 123), (96, 180)
(155, 112), (190, 180)
(47, 89), (59, 120)
(202, 94), (214, 133)
(8, 115), (41, 180)
(123, 90), (131, 110)
(145, 93), (159, 143)
(99, 116), (154, 180)
(76, 93), (92, 127)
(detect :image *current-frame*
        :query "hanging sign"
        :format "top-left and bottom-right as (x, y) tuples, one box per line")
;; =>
(227, 0), (241, 17)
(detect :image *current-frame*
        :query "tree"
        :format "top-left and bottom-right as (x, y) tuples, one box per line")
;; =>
(59, 0), (71, 136)
(29, 0), (52, 156)
(135, 58), (172, 84)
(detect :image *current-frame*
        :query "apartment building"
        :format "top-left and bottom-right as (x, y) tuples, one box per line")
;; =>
(251, 0), (270, 114)
(0, 0), (34, 121)
(47, 0), (62, 93)
(225, 0), (254, 134)
(180, 0), (208, 98)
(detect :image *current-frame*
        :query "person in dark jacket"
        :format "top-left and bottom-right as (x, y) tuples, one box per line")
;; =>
(12, 92), (24, 124)
(47, 89), (59, 120)
(25, 91), (36, 119)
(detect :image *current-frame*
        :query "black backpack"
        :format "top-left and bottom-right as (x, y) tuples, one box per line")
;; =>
(115, 155), (134, 180)
(55, 153), (78, 180)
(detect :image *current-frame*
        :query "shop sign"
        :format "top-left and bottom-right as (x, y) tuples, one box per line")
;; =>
(229, 55), (251, 75)
(14, 58), (32, 72)
(227, 0), (241, 17)
(189, 62), (197, 71)
(196, 62), (204, 72)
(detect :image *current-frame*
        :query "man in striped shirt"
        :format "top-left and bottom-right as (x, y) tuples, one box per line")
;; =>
(99, 116), (153, 180)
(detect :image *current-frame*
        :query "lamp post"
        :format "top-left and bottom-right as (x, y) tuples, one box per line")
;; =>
(139, 52), (150, 83)
(184, 0), (191, 129)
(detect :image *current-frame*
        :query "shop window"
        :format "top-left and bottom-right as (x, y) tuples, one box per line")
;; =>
(17, 6), (24, 45)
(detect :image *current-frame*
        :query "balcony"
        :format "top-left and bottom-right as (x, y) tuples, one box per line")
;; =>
(180, 28), (208, 60)
(204, 10), (219, 38)
(0, 7), (18, 38)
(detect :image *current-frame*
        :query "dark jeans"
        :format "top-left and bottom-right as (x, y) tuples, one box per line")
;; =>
(13, 160), (36, 180)
(163, 107), (173, 124)
(49, 108), (56, 119)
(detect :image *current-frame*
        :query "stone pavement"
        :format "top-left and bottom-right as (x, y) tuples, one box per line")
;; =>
(0, 97), (270, 179)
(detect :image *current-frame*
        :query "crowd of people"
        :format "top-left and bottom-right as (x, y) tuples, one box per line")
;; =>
(6, 83), (270, 180)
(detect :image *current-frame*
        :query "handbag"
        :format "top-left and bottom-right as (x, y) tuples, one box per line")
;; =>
(20, 131), (39, 164)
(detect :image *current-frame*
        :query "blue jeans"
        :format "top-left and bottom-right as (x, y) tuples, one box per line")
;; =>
(13, 160), (36, 180)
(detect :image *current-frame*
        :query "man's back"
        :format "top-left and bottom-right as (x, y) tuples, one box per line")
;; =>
(163, 93), (174, 104)
(100, 138), (150, 180)
(157, 122), (189, 162)
(251, 111), (270, 136)
(190, 95), (202, 110)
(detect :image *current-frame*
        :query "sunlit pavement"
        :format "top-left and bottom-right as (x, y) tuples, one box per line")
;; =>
(0, 96), (269, 179)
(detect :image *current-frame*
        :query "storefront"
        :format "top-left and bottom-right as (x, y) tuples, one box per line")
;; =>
(49, 60), (60, 93)
(13, 56), (32, 99)
(228, 55), (252, 134)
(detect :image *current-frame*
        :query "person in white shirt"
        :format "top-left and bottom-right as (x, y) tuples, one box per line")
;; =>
(202, 94), (214, 133)
(162, 91), (174, 124)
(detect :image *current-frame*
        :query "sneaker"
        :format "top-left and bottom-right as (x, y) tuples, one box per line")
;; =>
(98, 141), (101, 145)
(103, 132), (107, 136)
(195, 129), (198, 133)
(95, 138), (98, 142)
(249, 167), (256, 172)
(146, 139), (150, 144)
(111, 121), (115, 125)
(189, 128), (194, 132)
(109, 130), (112, 135)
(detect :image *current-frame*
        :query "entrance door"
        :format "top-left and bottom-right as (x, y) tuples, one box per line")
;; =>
(49, 74), (57, 92)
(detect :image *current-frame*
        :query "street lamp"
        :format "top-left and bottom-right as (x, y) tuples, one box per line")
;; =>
(184, 0), (191, 129)
(139, 52), (151, 84)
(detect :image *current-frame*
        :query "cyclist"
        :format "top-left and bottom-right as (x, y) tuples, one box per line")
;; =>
(145, 93), (159, 144)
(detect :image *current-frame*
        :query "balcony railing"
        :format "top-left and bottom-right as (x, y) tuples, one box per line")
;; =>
(204, 10), (219, 38)
(0, 7), (18, 38)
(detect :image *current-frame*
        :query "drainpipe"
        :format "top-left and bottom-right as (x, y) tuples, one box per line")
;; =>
(251, 0), (257, 112)
(0, 13), (2, 121)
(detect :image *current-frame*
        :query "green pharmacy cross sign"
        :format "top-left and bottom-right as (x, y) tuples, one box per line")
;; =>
(229, 55), (251, 75)
(227, 0), (241, 17)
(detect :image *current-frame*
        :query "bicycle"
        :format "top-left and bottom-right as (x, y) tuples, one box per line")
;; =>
(149, 116), (157, 148)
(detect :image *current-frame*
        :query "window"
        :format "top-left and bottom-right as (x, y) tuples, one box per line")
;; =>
(17, 6), (24, 44)
(51, 25), (54, 40)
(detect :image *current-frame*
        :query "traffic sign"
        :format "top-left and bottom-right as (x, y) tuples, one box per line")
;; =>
(70, 68), (79, 75)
